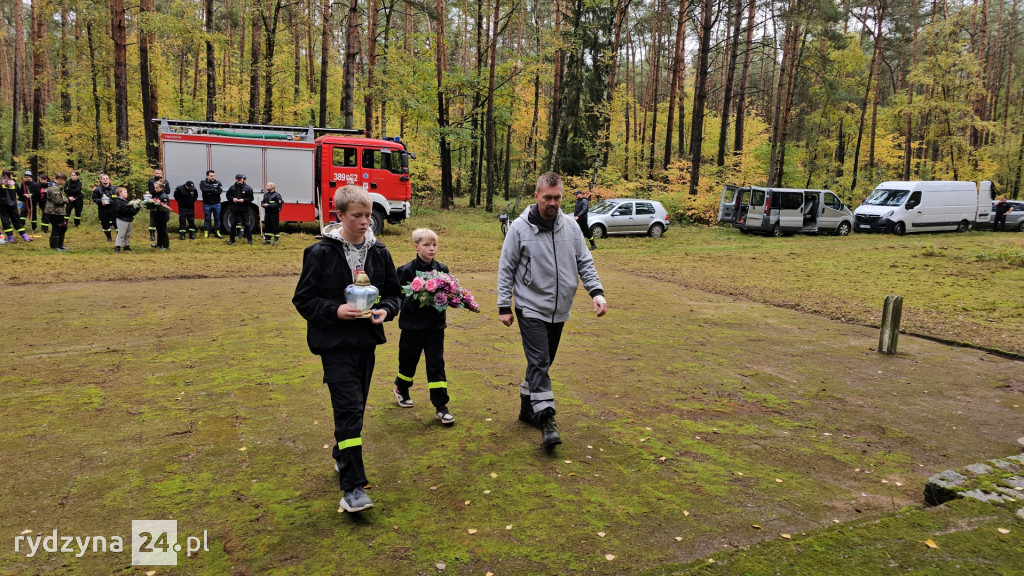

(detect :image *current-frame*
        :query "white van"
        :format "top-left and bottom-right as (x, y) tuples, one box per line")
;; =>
(853, 181), (993, 235)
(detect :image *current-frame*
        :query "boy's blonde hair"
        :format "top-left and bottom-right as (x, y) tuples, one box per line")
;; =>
(411, 228), (438, 244)
(334, 184), (373, 215)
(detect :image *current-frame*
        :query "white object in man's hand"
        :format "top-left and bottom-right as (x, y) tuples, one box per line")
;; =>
(593, 295), (607, 317)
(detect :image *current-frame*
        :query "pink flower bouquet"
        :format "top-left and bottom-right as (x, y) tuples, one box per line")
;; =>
(402, 270), (480, 313)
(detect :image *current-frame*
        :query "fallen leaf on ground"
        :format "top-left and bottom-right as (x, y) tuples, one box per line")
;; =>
(674, 536), (682, 541)
(781, 534), (792, 539)
(465, 500), (471, 505)
(605, 554), (615, 561)
(998, 528), (1010, 534)
(564, 460), (572, 464)
(490, 472), (498, 478)
(430, 486), (438, 491)
(145, 572), (156, 576)
(468, 529), (477, 535)
(505, 525), (512, 530)
(597, 532), (606, 537)
(486, 572), (494, 576)
(436, 562), (446, 570)
(238, 447), (246, 451)
(485, 418), (492, 421)
(775, 478), (783, 483)
(323, 444), (330, 449)
(895, 482), (904, 487)
(752, 524), (762, 529)
(683, 510), (690, 516)
(483, 490), (491, 495)
(313, 420), (318, 425)
(659, 457), (667, 461)
(924, 539), (938, 549)
(20, 529), (31, 535)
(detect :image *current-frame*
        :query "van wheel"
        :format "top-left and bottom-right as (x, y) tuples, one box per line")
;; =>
(893, 222), (906, 236)
(956, 220), (969, 233)
(836, 221), (851, 236)
(590, 224), (606, 239)
(771, 223), (782, 237)
(648, 223), (664, 238)
(371, 208), (385, 235)
(1018, 221), (1024, 232)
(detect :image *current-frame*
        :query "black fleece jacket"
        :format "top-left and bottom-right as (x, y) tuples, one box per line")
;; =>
(293, 237), (402, 354)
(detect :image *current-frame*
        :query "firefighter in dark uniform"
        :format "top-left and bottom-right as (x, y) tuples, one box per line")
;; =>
(35, 172), (51, 234)
(173, 180), (199, 240)
(261, 182), (283, 245)
(393, 228), (455, 424)
(1, 170), (32, 242)
(226, 173), (254, 245)
(64, 171), (84, 226)
(21, 170), (40, 231)
(147, 168), (168, 243)
(92, 173), (117, 241)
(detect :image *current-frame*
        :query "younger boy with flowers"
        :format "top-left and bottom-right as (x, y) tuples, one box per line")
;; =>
(393, 228), (456, 425)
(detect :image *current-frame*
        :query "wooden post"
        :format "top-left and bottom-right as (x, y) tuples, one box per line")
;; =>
(878, 294), (903, 354)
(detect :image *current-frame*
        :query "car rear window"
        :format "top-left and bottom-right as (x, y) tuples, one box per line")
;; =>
(636, 202), (656, 215)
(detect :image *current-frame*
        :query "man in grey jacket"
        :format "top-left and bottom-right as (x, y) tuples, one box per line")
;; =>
(498, 172), (608, 448)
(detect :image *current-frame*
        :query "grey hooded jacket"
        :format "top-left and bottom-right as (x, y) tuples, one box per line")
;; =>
(497, 206), (603, 323)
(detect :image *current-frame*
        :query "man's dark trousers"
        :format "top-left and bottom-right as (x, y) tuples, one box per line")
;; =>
(515, 309), (564, 417)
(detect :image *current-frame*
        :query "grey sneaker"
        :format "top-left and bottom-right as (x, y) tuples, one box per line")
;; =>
(339, 486), (374, 512)
(436, 406), (455, 425)
(393, 386), (414, 408)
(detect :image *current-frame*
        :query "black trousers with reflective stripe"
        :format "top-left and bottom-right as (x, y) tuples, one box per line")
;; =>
(264, 211), (280, 236)
(322, 347), (375, 491)
(395, 328), (448, 409)
(515, 310), (564, 416)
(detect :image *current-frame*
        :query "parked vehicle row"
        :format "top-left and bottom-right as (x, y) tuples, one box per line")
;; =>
(719, 181), (1003, 236)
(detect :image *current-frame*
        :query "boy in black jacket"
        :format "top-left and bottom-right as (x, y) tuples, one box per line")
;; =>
(292, 185), (401, 513)
(393, 228), (455, 425)
(173, 181), (199, 240)
(260, 182), (283, 245)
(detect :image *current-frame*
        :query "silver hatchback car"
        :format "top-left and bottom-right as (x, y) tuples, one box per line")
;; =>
(586, 198), (671, 238)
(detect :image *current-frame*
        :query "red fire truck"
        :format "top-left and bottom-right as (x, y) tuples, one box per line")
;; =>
(157, 119), (413, 234)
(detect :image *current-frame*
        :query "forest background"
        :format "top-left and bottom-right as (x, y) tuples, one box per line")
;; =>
(0, 0), (1022, 224)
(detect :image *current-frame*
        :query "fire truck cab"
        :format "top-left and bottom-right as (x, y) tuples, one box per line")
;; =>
(157, 119), (413, 234)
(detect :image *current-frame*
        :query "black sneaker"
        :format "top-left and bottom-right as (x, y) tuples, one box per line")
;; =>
(541, 415), (561, 448)
(436, 406), (455, 426)
(519, 395), (541, 428)
(393, 386), (414, 408)
(339, 487), (373, 512)
(226, 240), (235, 245)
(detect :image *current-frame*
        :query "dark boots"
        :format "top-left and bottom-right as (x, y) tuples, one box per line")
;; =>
(590, 239), (597, 250)
(150, 229), (156, 242)
(188, 231), (195, 240)
(262, 234), (271, 245)
(104, 230), (112, 241)
(519, 395), (540, 428)
(179, 230), (187, 241)
(114, 246), (121, 253)
(539, 408), (561, 448)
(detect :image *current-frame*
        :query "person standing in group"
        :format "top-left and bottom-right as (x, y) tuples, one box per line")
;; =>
(147, 168), (168, 244)
(64, 171), (84, 227)
(1, 170), (32, 243)
(43, 173), (69, 251)
(226, 173), (254, 245)
(199, 169), (224, 238)
(21, 170), (40, 231)
(173, 180), (199, 240)
(92, 174), (117, 241)
(35, 173), (51, 234)
(393, 228), (456, 425)
(292, 185), (402, 513)
(497, 172), (607, 449)
(111, 187), (140, 253)
(150, 180), (172, 250)
(261, 182), (283, 245)
(573, 189), (597, 250)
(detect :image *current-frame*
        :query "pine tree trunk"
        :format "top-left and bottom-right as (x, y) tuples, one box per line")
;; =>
(734, 0), (755, 153)
(205, 0), (217, 121)
(342, 0), (360, 129)
(717, 0), (743, 166)
(87, 23), (103, 167)
(663, 0), (685, 170)
(319, 0), (331, 127)
(436, 0), (455, 209)
(688, 0), (713, 195)
(867, 2), (886, 170)
(60, 11), (72, 124)
(261, 0), (283, 124)
(140, 0), (161, 167)
(547, 0), (565, 164)
(111, 0), (130, 151)
(30, 0), (44, 173)
(903, 0), (919, 179)
(484, 0), (501, 212)
(11, 0), (25, 159)
(248, 0), (263, 124)
(364, 0), (379, 135)
(647, 0), (664, 177)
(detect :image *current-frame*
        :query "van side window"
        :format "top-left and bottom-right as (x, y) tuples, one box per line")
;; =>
(333, 147), (358, 167)
(908, 190), (922, 206)
(824, 192), (842, 210)
(751, 190), (765, 206)
(612, 203), (633, 216)
(780, 192), (803, 210)
(636, 202), (656, 215)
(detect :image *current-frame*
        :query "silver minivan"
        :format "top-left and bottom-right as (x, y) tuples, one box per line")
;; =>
(719, 185), (854, 236)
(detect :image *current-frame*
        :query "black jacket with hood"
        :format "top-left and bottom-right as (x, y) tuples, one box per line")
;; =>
(396, 256), (450, 331)
(293, 225), (401, 354)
